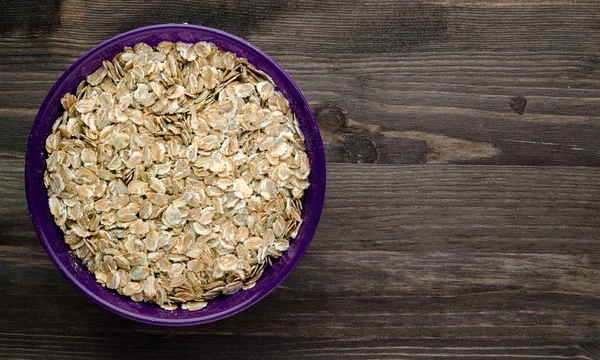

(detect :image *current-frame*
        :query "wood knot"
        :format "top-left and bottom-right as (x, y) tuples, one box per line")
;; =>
(510, 95), (527, 115)
(314, 104), (347, 133)
(343, 134), (380, 163)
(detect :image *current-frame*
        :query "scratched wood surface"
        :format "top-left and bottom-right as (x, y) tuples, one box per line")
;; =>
(1, 0), (600, 359)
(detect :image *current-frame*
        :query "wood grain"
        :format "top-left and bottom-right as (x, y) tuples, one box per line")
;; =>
(1, 0), (600, 164)
(2, 0), (600, 358)
(5, 159), (600, 254)
(2, 161), (600, 358)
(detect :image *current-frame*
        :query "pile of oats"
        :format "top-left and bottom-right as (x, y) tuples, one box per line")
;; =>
(44, 41), (310, 311)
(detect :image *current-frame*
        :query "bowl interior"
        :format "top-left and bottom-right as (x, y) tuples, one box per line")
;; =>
(25, 24), (326, 326)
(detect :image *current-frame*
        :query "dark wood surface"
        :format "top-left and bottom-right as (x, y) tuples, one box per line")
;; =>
(2, 0), (600, 359)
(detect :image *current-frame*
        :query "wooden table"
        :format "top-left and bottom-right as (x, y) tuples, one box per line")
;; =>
(2, 1), (600, 358)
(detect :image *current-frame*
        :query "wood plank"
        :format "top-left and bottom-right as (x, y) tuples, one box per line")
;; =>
(4, 159), (600, 254)
(1, 1), (600, 165)
(5, 245), (600, 305)
(2, 161), (600, 357)
(2, 248), (600, 357)
(0, 333), (596, 360)
(318, 164), (600, 253)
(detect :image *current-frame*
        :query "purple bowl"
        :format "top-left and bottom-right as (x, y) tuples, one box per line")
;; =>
(25, 24), (326, 326)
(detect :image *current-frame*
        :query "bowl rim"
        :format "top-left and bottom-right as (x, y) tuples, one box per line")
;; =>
(25, 24), (326, 326)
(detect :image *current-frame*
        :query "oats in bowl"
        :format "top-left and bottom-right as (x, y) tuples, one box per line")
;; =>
(43, 41), (310, 311)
